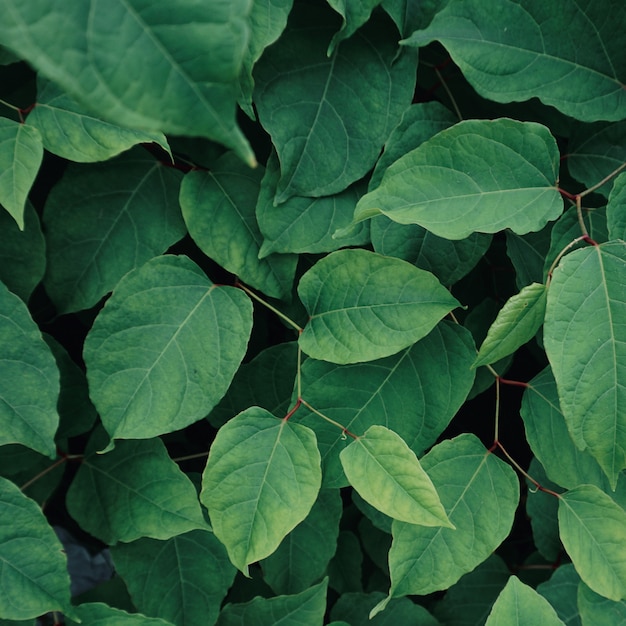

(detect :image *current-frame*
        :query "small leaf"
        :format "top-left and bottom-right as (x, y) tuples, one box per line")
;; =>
(473, 283), (547, 368)
(0, 118), (43, 229)
(84, 255), (253, 441)
(0, 477), (73, 620)
(340, 425), (453, 527)
(353, 118), (562, 239)
(485, 576), (566, 625)
(558, 484), (626, 601)
(607, 171), (626, 240)
(298, 249), (460, 364)
(201, 407), (322, 575)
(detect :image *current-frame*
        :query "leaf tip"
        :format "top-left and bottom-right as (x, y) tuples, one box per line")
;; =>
(369, 594), (391, 618)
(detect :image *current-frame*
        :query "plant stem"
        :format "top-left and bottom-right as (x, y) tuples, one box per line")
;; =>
(434, 67), (463, 121)
(300, 399), (358, 439)
(575, 196), (590, 238)
(0, 97), (21, 114)
(546, 235), (589, 281)
(235, 281), (303, 333)
(172, 451), (209, 462)
(579, 161), (626, 198)
(494, 377), (500, 442)
(20, 457), (67, 492)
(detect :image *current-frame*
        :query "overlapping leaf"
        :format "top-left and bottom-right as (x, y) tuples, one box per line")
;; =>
(353, 118), (562, 239)
(66, 602), (174, 626)
(83, 255), (253, 441)
(298, 249), (459, 364)
(578, 581), (626, 624)
(608, 171), (626, 239)
(326, 0), (384, 54)
(537, 565), (582, 626)
(201, 408), (322, 575)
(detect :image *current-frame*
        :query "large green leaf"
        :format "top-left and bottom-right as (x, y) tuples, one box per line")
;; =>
(485, 576), (565, 625)
(27, 78), (171, 163)
(83, 255), (253, 441)
(0, 281), (58, 457)
(0, 477), (73, 620)
(180, 152), (297, 300)
(402, 0), (626, 122)
(353, 118), (562, 239)
(381, 434), (519, 608)
(558, 485), (626, 601)
(578, 581), (626, 625)
(67, 603), (174, 626)
(201, 407), (322, 575)
(0, 0), (255, 163)
(298, 249), (459, 364)
(66, 438), (209, 545)
(254, 2), (416, 202)
(340, 425), (453, 527)
(111, 530), (236, 626)
(0, 117), (43, 230)
(295, 321), (476, 487)
(544, 241), (626, 486)
(43, 149), (186, 314)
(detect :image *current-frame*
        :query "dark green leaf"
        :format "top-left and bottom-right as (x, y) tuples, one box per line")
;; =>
(67, 602), (174, 626)
(328, 531), (363, 594)
(607, 171), (626, 240)
(505, 229), (553, 289)
(326, 0), (385, 55)
(578, 580), (626, 625)
(537, 565), (582, 626)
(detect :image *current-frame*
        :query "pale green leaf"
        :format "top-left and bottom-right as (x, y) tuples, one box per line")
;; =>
(83, 255), (253, 441)
(537, 565), (582, 626)
(403, 0), (626, 122)
(43, 149), (186, 314)
(607, 171), (626, 239)
(385, 434), (519, 600)
(558, 485), (626, 601)
(111, 530), (236, 626)
(66, 438), (209, 545)
(67, 602), (174, 626)
(254, 2), (416, 201)
(340, 425), (452, 527)
(578, 580), (626, 625)
(298, 249), (460, 364)
(0, 1), (255, 164)
(0, 477), (73, 620)
(180, 152), (297, 300)
(473, 283), (546, 368)
(201, 407), (322, 575)
(0, 117), (43, 230)
(354, 118), (562, 239)
(544, 241), (626, 486)
(326, 0), (384, 55)
(0, 281), (58, 457)
(485, 576), (565, 625)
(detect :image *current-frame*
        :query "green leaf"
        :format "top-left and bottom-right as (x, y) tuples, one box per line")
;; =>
(485, 576), (565, 625)
(578, 580), (626, 625)
(0, 117), (43, 229)
(0, 1), (255, 164)
(67, 602), (175, 626)
(27, 78), (171, 162)
(544, 241), (626, 486)
(180, 152), (297, 300)
(537, 565), (583, 626)
(353, 118), (562, 239)
(295, 321), (476, 487)
(66, 438), (209, 545)
(384, 434), (519, 602)
(328, 531), (363, 594)
(326, 0), (384, 55)
(0, 200), (45, 302)
(256, 151), (369, 258)
(215, 578), (328, 626)
(340, 425), (453, 527)
(83, 255), (253, 441)
(0, 477), (73, 620)
(43, 149), (185, 314)
(505, 229), (553, 289)
(111, 530), (236, 626)
(0, 281), (58, 457)
(201, 407), (322, 575)
(607, 171), (626, 240)
(254, 2), (416, 201)
(473, 283), (547, 368)
(261, 489), (342, 595)
(558, 484), (626, 601)
(298, 249), (460, 364)
(402, 0), (626, 122)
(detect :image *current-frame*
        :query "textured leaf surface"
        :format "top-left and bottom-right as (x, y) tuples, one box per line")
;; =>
(386, 434), (519, 601)
(0, 281), (58, 457)
(578, 581), (626, 625)
(111, 531), (236, 626)
(558, 485), (626, 601)
(254, 2), (416, 201)
(326, 0), (384, 54)
(66, 438), (209, 545)
(506, 229), (553, 289)
(0, 477), (73, 620)
(67, 602), (174, 625)
(180, 152), (297, 300)
(298, 249), (459, 364)
(43, 150), (185, 313)
(607, 171), (626, 240)
(340, 425), (452, 527)
(0, 117), (42, 229)
(355, 119), (562, 239)
(84, 255), (253, 440)
(201, 408), (322, 574)
(0, 0), (255, 163)
(485, 576), (565, 625)
(544, 241), (626, 486)
(403, 0), (626, 121)
(537, 565), (582, 626)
